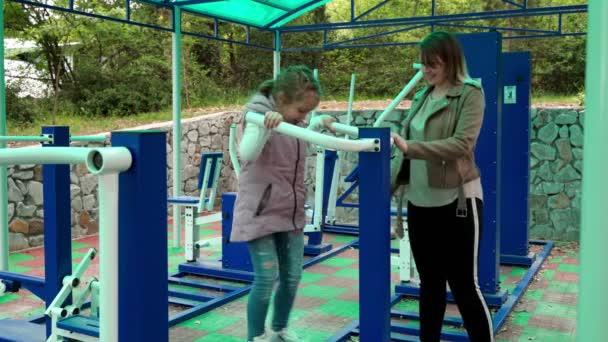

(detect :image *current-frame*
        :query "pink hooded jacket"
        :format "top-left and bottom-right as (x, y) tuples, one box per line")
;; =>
(230, 93), (307, 242)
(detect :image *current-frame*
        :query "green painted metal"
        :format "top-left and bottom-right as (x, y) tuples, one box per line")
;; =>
(0, 0), (8, 271)
(0, 136), (52, 143)
(164, 0), (331, 29)
(172, 7), (183, 248)
(578, 0), (608, 341)
(273, 30), (281, 79)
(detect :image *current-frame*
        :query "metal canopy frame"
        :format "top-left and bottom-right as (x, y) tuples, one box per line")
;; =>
(5, 0), (588, 51)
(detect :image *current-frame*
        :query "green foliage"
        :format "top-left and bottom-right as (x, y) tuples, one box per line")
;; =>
(5, 85), (36, 124)
(6, 0), (586, 127)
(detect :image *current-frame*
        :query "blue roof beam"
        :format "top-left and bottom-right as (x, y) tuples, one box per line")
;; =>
(353, 0), (392, 21)
(173, 0), (226, 7)
(502, 0), (527, 9)
(278, 5), (587, 33)
(325, 23), (428, 48)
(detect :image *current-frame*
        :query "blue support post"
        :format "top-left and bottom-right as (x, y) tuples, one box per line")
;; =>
(358, 127), (391, 341)
(42, 126), (73, 338)
(112, 131), (168, 342)
(500, 52), (535, 266)
(221, 192), (252, 272)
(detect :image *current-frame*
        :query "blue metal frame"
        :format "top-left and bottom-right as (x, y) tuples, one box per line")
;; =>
(358, 128), (391, 341)
(113, 130), (169, 341)
(7, 0), (587, 53)
(41, 126), (73, 337)
(500, 52), (536, 266)
(0, 127), (74, 340)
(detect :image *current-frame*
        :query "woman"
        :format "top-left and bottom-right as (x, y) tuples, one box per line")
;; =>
(392, 31), (494, 342)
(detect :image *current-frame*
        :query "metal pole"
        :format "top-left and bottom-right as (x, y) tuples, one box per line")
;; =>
(578, 0), (608, 341)
(0, 0), (8, 271)
(172, 7), (182, 248)
(273, 30), (281, 79)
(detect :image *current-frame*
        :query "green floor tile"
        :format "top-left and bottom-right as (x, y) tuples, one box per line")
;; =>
(541, 269), (555, 280)
(181, 313), (240, 332)
(315, 299), (359, 318)
(518, 326), (574, 342)
(499, 274), (508, 283)
(299, 284), (348, 299)
(200, 229), (219, 236)
(169, 255), (186, 265)
(549, 256), (563, 264)
(8, 253), (35, 264)
(6, 265), (33, 273)
(301, 272), (327, 284)
(524, 289), (544, 301)
(72, 251), (88, 260)
(170, 284), (201, 294)
(393, 300), (418, 312)
(71, 242), (90, 249)
(548, 281), (579, 294)
(168, 247), (185, 255)
(320, 257), (355, 268)
(329, 235), (357, 244)
(0, 293), (21, 304)
(334, 268), (359, 279)
(557, 264), (579, 273)
(511, 311), (532, 326)
(534, 302), (577, 319)
(194, 333), (242, 342)
(290, 327), (334, 341)
(510, 267), (527, 277)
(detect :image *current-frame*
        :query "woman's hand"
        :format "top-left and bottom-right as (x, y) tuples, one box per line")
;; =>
(264, 111), (283, 129)
(321, 116), (337, 133)
(391, 132), (408, 153)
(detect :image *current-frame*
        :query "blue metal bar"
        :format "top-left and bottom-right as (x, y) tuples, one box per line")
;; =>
(278, 5), (587, 32)
(113, 131), (168, 341)
(42, 126), (72, 338)
(168, 276), (241, 292)
(168, 297), (198, 307)
(169, 285), (251, 326)
(502, 0), (525, 9)
(179, 263), (255, 282)
(181, 29), (274, 50)
(0, 271), (46, 299)
(325, 23), (428, 48)
(284, 40), (422, 52)
(246, 26), (250, 43)
(353, 0), (391, 21)
(303, 239), (358, 267)
(358, 128), (391, 341)
(390, 323), (469, 341)
(9, 0), (173, 32)
(336, 180), (358, 207)
(558, 13), (563, 33)
(126, 0), (131, 21)
(431, 0), (435, 31)
(391, 309), (464, 327)
(168, 289), (214, 302)
(322, 224), (360, 235)
(493, 241), (554, 333)
(214, 18), (218, 37)
(438, 22), (558, 35)
(350, 0), (355, 22)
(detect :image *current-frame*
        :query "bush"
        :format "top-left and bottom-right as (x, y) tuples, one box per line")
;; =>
(5, 84), (35, 124)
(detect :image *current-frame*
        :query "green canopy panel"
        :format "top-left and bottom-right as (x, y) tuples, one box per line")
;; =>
(165, 0), (331, 29)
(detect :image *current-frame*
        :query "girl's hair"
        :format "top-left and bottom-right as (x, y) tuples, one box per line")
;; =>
(420, 31), (470, 84)
(258, 65), (322, 104)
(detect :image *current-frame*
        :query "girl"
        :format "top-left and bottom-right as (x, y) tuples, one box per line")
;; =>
(230, 65), (335, 342)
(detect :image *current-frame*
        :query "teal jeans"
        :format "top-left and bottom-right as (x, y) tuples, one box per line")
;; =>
(246, 231), (304, 340)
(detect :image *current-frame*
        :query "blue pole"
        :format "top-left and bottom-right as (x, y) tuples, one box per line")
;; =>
(41, 126), (73, 338)
(112, 131), (168, 341)
(358, 128), (391, 341)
